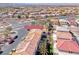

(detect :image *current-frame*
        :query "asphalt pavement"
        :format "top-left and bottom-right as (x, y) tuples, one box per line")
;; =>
(1, 28), (27, 55)
(0, 20), (28, 55)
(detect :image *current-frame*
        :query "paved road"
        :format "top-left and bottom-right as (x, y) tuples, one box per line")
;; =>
(1, 28), (27, 55)
(0, 20), (29, 55)
(0, 20), (28, 55)
(10, 20), (29, 29)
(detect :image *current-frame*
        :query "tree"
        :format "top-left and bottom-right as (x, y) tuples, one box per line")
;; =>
(31, 20), (36, 25)
(46, 18), (54, 55)
(3, 30), (9, 38)
(17, 15), (21, 18)
(39, 38), (47, 55)
(47, 33), (53, 55)
(3, 26), (12, 38)
(6, 26), (12, 32)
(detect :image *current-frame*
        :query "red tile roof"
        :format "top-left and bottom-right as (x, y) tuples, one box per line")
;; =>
(57, 31), (72, 40)
(57, 31), (79, 53)
(12, 29), (42, 55)
(24, 25), (44, 30)
(57, 39), (79, 53)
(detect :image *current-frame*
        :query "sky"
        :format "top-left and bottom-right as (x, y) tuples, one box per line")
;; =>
(0, 0), (79, 3)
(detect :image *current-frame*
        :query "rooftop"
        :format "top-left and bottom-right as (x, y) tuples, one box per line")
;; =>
(12, 29), (42, 55)
(57, 31), (79, 53)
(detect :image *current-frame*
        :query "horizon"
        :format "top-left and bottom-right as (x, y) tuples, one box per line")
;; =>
(0, 3), (79, 8)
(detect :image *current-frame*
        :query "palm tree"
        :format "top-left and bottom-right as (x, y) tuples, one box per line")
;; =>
(47, 18), (54, 55)
(39, 38), (47, 55)
(3, 26), (12, 39)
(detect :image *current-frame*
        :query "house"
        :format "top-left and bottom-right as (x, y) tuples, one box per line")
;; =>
(24, 25), (44, 30)
(12, 29), (42, 55)
(59, 19), (69, 26)
(50, 18), (60, 26)
(57, 31), (79, 53)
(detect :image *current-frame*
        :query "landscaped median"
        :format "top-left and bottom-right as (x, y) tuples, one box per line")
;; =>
(11, 29), (43, 55)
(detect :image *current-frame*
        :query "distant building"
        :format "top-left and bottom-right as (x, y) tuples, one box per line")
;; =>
(67, 14), (77, 26)
(50, 17), (60, 26)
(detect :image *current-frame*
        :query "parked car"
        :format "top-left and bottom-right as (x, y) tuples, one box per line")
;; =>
(0, 51), (3, 54)
(0, 44), (4, 54)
